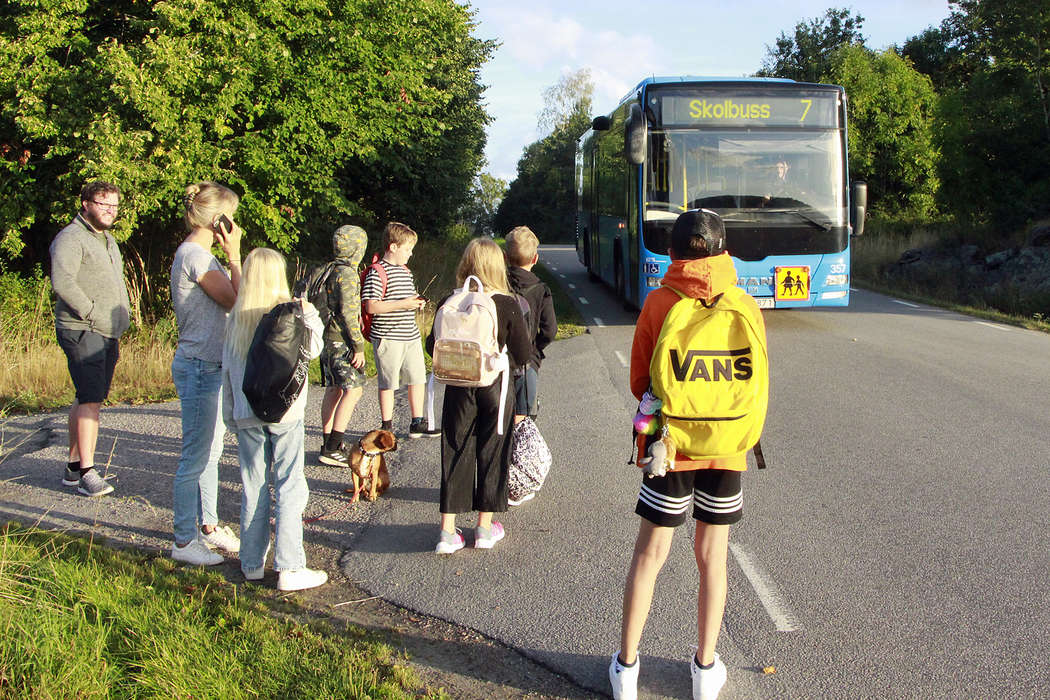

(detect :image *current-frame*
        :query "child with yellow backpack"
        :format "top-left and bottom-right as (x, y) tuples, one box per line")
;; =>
(609, 209), (769, 700)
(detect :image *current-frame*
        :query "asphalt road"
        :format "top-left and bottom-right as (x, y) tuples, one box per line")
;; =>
(341, 244), (1050, 699)
(3, 244), (1049, 699)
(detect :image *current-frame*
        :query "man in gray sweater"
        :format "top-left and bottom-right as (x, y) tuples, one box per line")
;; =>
(50, 181), (131, 497)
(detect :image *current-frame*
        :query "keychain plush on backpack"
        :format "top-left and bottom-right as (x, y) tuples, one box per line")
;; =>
(639, 424), (676, 478)
(633, 389), (662, 435)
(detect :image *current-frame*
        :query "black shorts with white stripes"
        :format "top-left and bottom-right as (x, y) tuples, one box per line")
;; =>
(635, 469), (742, 527)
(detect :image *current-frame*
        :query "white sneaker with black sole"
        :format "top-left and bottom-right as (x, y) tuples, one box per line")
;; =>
(171, 538), (223, 566)
(77, 469), (114, 497)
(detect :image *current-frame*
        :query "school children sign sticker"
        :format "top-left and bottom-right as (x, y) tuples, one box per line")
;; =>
(775, 266), (810, 302)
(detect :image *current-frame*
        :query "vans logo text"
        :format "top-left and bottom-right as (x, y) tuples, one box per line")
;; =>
(669, 348), (753, 382)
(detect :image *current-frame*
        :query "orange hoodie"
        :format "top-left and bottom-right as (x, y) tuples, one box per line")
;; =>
(630, 252), (766, 470)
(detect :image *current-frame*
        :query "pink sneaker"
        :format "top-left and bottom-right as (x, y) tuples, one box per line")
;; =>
(474, 522), (505, 549)
(435, 528), (465, 554)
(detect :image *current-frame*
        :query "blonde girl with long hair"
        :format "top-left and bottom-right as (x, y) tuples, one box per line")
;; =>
(426, 237), (532, 553)
(221, 247), (328, 591)
(170, 181), (243, 566)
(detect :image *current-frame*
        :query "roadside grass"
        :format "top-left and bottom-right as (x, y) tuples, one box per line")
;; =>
(2, 232), (588, 415)
(852, 219), (1050, 333)
(0, 521), (443, 699)
(0, 273), (179, 416)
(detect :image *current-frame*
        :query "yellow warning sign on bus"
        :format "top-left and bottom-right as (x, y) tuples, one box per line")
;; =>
(775, 266), (810, 301)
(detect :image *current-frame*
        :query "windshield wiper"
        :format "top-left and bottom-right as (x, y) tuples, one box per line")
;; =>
(780, 208), (832, 231)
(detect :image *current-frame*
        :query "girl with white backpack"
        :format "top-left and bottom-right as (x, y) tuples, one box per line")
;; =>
(425, 238), (531, 553)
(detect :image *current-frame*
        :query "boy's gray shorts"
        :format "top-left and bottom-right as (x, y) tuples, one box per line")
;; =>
(373, 337), (426, 390)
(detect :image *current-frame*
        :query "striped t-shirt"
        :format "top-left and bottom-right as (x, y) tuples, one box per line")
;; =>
(362, 260), (420, 341)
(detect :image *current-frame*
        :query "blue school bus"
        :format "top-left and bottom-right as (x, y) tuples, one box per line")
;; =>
(575, 76), (866, 309)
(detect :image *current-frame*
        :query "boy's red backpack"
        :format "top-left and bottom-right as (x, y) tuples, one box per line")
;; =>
(359, 253), (388, 342)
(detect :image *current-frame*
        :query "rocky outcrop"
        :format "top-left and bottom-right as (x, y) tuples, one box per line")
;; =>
(884, 227), (1050, 314)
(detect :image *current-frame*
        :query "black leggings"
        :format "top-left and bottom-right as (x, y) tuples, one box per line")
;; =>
(439, 382), (515, 514)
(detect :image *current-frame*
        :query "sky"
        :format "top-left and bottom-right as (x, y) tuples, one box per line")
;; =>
(469, 0), (954, 182)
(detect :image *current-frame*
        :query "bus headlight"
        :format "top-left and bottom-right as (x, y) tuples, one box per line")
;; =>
(824, 274), (848, 286)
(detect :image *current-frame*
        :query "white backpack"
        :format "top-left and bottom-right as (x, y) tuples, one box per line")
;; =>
(426, 275), (511, 434)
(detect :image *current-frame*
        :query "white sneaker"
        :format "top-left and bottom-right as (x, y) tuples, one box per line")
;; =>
(172, 538), (223, 566)
(691, 652), (727, 700)
(277, 568), (328, 591)
(200, 525), (240, 553)
(609, 653), (639, 700)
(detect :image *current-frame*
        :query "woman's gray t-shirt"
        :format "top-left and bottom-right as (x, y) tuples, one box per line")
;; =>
(171, 241), (229, 363)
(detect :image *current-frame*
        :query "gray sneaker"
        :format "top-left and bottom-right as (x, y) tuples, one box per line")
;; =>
(77, 469), (114, 497)
(64, 466), (115, 487)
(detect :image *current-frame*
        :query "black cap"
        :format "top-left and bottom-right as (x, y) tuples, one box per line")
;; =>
(670, 209), (726, 259)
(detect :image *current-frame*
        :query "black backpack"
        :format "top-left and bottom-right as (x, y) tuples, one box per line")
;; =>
(292, 261), (337, 325)
(510, 280), (544, 351)
(242, 301), (310, 422)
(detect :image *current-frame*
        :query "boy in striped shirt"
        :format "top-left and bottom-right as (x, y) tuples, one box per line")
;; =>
(361, 222), (440, 438)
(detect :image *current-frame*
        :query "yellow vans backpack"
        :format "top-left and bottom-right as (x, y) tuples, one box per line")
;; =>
(649, 285), (768, 463)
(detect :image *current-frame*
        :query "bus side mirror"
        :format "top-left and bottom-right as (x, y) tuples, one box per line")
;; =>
(625, 103), (647, 166)
(592, 116), (611, 131)
(851, 180), (867, 237)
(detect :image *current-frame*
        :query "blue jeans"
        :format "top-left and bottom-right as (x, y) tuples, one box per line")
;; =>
(171, 351), (226, 545)
(236, 419), (308, 571)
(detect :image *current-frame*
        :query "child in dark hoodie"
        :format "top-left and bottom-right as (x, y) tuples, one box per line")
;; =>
(318, 225), (368, 465)
(504, 226), (557, 421)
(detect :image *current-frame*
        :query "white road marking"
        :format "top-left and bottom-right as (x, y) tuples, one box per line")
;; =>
(892, 300), (920, 308)
(614, 351), (628, 367)
(578, 297), (590, 305)
(975, 321), (1012, 332)
(560, 273), (567, 278)
(568, 283), (576, 289)
(593, 317), (605, 327)
(729, 542), (801, 632)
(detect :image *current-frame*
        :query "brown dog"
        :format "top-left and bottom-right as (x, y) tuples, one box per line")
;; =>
(344, 429), (397, 502)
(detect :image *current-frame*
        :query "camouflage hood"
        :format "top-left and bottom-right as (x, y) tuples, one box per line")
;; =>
(332, 225), (367, 267)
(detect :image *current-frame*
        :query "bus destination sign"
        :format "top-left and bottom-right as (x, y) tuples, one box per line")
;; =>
(657, 92), (838, 128)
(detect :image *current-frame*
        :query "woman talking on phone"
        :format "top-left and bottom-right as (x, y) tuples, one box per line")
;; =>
(169, 181), (243, 566)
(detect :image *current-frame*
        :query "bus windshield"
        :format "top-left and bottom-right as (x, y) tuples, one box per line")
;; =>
(644, 128), (846, 255)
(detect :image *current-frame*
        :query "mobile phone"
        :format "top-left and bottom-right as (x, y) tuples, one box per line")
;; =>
(213, 214), (234, 235)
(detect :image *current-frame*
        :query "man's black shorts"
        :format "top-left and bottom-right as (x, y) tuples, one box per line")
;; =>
(56, 328), (119, 404)
(635, 468), (742, 527)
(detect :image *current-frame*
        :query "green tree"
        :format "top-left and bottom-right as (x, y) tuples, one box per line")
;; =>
(458, 172), (507, 237)
(0, 0), (493, 284)
(827, 45), (940, 218)
(933, 0), (1050, 227)
(493, 70), (592, 241)
(899, 14), (978, 92)
(757, 8), (866, 82)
